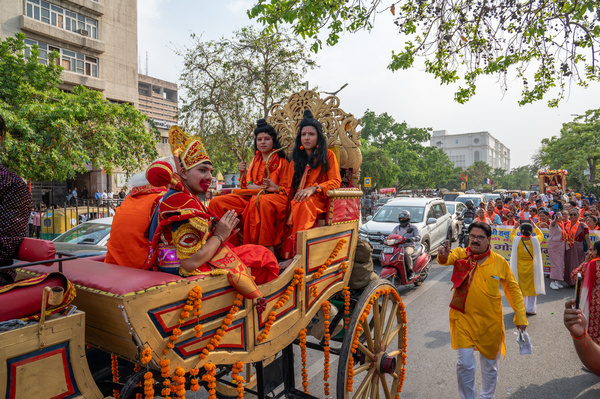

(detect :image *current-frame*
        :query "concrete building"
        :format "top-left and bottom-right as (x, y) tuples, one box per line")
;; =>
(431, 130), (510, 171)
(1, 0), (139, 205)
(138, 73), (178, 157)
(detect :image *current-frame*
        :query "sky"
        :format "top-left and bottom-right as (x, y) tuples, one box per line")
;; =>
(138, 0), (599, 169)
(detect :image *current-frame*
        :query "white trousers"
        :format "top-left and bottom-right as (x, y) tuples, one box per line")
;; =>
(523, 296), (537, 314)
(457, 347), (500, 399)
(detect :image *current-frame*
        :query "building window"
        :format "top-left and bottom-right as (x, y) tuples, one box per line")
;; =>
(25, 39), (99, 78)
(26, 0), (98, 39)
(455, 140), (459, 144)
(474, 138), (479, 144)
(474, 151), (480, 162)
(436, 141), (442, 147)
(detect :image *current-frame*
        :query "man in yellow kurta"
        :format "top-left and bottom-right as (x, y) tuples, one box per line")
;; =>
(509, 222), (546, 315)
(438, 221), (528, 399)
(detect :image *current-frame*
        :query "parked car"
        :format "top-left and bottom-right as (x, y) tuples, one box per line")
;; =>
(455, 194), (487, 207)
(445, 201), (466, 242)
(52, 217), (112, 257)
(483, 193), (503, 203)
(443, 191), (465, 202)
(359, 198), (453, 257)
(373, 197), (392, 213)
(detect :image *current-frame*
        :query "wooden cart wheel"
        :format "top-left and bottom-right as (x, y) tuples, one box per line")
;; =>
(337, 280), (407, 399)
(118, 369), (162, 399)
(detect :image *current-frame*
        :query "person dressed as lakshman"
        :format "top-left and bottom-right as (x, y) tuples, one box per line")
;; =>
(208, 119), (288, 245)
(437, 221), (527, 399)
(144, 126), (279, 298)
(255, 109), (341, 257)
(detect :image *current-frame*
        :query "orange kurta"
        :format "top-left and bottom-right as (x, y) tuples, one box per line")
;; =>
(253, 149), (341, 251)
(208, 153), (287, 217)
(105, 185), (166, 268)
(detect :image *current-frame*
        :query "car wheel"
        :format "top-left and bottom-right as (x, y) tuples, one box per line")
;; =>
(454, 226), (460, 242)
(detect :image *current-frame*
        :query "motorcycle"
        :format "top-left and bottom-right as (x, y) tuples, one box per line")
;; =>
(458, 217), (473, 248)
(379, 231), (431, 287)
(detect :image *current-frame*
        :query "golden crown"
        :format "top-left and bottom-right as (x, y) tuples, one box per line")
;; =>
(168, 125), (211, 170)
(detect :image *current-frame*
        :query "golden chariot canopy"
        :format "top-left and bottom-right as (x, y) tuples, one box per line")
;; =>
(267, 90), (363, 187)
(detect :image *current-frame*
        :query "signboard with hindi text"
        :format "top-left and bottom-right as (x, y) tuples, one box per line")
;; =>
(490, 225), (599, 274)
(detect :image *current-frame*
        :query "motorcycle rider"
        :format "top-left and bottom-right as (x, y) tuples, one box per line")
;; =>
(459, 199), (477, 220)
(390, 210), (421, 280)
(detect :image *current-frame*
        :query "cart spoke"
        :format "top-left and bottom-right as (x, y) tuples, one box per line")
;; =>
(361, 319), (374, 351)
(384, 325), (402, 347)
(373, 297), (381, 349)
(380, 373), (392, 399)
(379, 293), (390, 325)
(354, 361), (372, 375)
(386, 349), (402, 357)
(354, 367), (375, 398)
(357, 341), (375, 361)
(372, 373), (380, 399)
(381, 302), (399, 349)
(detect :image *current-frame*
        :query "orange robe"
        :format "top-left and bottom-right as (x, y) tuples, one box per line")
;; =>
(253, 149), (341, 253)
(208, 153), (287, 220)
(105, 185), (166, 268)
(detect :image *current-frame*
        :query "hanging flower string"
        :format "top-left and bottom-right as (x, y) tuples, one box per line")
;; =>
(231, 361), (245, 398)
(111, 354), (120, 399)
(173, 367), (186, 398)
(189, 367), (200, 392)
(322, 301), (331, 397)
(133, 364), (142, 399)
(299, 328), (309, 394)
(311, 239), (347, 297)
(201, 293), (244, 360)
(159, 358), (171, 398)
(395, 297), (408, 399)
(343, 286), (351, 330)
(202, 362), (217, 399)
(140, 348), (153, 399)
(258, 268), (305, 342)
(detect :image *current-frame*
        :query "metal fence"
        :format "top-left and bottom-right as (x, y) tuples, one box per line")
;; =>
(29, 199), (124, 240)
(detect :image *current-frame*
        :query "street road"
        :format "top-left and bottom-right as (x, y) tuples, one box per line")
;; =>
(189, 244), (600, 398)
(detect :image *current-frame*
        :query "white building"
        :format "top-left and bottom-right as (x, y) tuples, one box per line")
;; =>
(431, 130), (510, 171)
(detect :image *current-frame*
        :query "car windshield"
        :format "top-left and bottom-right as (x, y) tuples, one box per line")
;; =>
(446, 204), (455, 214)
(444, 193), (460, 201)
(53, 222), (111, 245)
(373, 205), (425, 223)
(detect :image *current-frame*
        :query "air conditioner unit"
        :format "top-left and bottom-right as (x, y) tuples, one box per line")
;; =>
(77, 29), (89, 37)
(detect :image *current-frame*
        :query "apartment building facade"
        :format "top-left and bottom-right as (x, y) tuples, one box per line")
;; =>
(431, 129), (511, 172)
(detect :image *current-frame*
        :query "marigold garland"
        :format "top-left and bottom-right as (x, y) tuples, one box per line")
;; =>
(133, 364), (142, 399)
(342, 286), (351, 330)
(257, 268), (305, 342)
(311, 239), (347, 297)
(159, 358), (171, 398)
(231, 361), (245, 398)
(111, 354), (120, 399)
(299, 328), (309, 394)
(143, 371), (154, 399)
(189, 367), (200, 392)
(202, 362), (217, 399)
(201, 293), (244, 360)
(322, 301), (331, 397)
(173, 366), (186, 398)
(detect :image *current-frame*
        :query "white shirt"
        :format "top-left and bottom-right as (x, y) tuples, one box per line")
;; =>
(101, 192), (108, 199)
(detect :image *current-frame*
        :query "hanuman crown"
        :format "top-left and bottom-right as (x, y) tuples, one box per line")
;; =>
(168, 125), (211, 170)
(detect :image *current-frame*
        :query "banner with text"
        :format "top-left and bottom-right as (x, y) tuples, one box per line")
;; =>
(490, 226), (599, 274)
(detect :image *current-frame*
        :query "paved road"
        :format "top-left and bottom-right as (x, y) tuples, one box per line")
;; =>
(188, 243), (600, 398)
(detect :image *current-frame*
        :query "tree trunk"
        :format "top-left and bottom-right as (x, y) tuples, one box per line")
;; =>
(588, 157), (597, 184)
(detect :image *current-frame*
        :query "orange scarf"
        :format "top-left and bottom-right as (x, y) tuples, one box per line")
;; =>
(520, 210), (529, 220)
(486, 211), (496, 220)
(565, 220), (580, 247)
(450, 246), (492, 313)
(505, 219), (516, 226)
(243, 151), (283, 188)
(477, 216), (490, 224)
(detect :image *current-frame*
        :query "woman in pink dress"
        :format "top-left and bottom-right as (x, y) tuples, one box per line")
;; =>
(564, 208), (592, 286)
(548, 210), (567, 290)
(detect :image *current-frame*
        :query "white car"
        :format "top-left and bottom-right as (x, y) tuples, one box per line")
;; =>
(52, 217), (112, 257)
(359, 198), (453, 257)
(445, 201), (466, 242)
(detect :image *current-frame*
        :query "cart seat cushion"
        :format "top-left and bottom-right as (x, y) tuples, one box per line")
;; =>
(22, 259), (204, 296)
(0, 272), (69, 322)
(17, 238), (56, 266)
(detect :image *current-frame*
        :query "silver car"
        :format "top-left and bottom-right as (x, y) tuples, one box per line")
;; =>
(359, 198), (453, 257)
(52, 217), (112, 257)
(445, 201), (466, 242)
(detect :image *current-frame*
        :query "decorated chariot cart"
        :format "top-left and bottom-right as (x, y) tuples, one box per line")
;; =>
(2, 90), (408, 399)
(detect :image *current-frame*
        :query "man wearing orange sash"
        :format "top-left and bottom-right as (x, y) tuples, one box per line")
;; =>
(104, 158), (172, 268)
(438, 221), (527, 399)
(208, 119), (288, 237)
(144, 126), (279, 298)
(256, 110), (341, 257)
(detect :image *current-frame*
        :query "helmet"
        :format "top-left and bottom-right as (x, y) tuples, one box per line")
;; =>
(465, 200), (474, 207)
(398, 210), (411, 221)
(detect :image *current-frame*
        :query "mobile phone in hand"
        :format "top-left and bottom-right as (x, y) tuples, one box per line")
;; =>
(574, 272), (583, 309)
